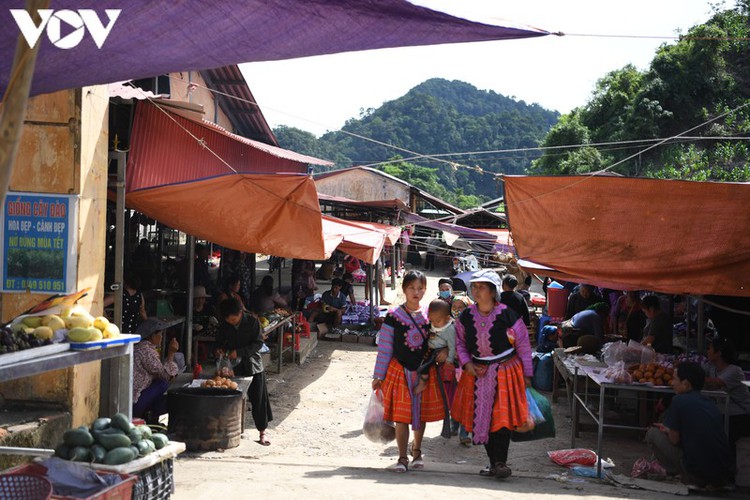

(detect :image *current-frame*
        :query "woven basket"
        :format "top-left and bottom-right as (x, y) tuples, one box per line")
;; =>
(0, 473), (52, 500)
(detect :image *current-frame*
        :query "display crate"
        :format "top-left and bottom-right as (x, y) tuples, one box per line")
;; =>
(4, 462), (136, 500)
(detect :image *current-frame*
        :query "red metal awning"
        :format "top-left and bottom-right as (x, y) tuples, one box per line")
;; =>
(127, 101), (331, 192)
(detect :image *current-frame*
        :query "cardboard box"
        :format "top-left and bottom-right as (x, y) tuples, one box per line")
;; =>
(342, 334), (359, 343)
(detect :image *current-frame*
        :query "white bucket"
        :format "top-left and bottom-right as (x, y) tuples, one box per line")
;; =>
(737, 437), (750, 487)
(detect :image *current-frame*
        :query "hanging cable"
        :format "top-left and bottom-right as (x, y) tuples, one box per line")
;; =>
(504, 100), (750, 208)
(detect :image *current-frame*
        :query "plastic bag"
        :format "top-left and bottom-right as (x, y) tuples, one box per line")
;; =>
(603, 361), (632, 385)
(570, 466), (606, 478)
(631, 457), (666, 478)
(548, 448), (598, 467)
(216, 354), (235, 378)
(511, 388), (555, 442)
(526, 388), (546, 425)
(362, 389), (396, 444)
(603, 340), (655, 367)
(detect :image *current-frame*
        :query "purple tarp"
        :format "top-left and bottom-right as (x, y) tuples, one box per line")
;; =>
(0, 1), (548, 98)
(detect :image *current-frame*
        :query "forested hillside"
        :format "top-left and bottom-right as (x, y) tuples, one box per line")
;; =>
(532, 2), (750, 180)
(276, 1), (750, 208)
(274, 79), (559, 207)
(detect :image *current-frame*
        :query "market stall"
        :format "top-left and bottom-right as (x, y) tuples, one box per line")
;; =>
(554, 345), (731, 477)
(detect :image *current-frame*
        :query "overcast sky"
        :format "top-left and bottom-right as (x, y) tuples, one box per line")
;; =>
(240, 0), (720, 137)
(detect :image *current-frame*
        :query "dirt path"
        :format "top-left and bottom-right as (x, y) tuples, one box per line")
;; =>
(172, 338), (730, 500)
(171, 270), (732, 499)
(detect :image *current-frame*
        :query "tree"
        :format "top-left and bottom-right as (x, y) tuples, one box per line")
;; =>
(534, 2), (750, 181)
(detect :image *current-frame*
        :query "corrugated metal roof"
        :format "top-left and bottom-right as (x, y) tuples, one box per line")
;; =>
(197, 118), (333, 166)
(315, 167), (465, 215)
(127, 102), (329, 192)
(199, 65), (278, 145)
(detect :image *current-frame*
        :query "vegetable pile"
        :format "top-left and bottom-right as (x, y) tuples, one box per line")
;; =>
(55, 412), (168, 465)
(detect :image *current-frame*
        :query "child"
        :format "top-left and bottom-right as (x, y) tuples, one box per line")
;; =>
(536, 325), (559, 353)
(415, 299), (456, 395)
(451, 294), (472, 319)
(645, 362), (731, 489)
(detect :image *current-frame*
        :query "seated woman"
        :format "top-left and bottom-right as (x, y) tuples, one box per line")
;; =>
(132, 318), (180, 422)
(250, 275), (288, 314)
(217, 274), (248, 312)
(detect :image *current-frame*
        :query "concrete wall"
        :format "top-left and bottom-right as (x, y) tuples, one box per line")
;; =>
(0, 85), (109, 428)
(315, 170), (410, 204)
(169, 71), (233, 130)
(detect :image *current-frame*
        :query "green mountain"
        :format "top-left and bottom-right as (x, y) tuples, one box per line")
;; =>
(532, 2), (750, 181)
(274, 78), (559, 207)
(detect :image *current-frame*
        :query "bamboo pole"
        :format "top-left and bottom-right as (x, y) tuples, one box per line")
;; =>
(0, 0), (48, 204)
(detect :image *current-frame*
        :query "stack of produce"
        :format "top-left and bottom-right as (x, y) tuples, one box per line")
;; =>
(627, 363), (674, 386)
(201, 376), (239, 390)
(9, 305), (121, 346)
(55, 413), (168, 465)
(0, 323), (52, 353)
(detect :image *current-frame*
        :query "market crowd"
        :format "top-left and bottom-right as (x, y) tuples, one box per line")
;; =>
(371, 271), (750, 490)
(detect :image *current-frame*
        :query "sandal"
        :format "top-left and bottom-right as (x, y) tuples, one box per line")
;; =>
(394, 456), (409, 473)
(259, 432), (271, 446)
(410, 446), (424, 470)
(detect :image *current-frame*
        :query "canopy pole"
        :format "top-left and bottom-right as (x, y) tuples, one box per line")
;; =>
(249, 253), (256, 293)
(375, 260), (380, 308)
(696, 296), (705, 354)
(186, 236), (195, 366)
(0, 0), (48, 205)
(391, 243), (399, 290)
(365, 265), (377, 324)
(111, 151), (126, 327)
(685, 296), (692, 350)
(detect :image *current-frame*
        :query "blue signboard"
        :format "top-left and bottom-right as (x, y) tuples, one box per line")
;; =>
(1, 192), (78, 293)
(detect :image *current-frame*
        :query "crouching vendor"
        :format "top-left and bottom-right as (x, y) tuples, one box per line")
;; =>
(133, 318), (179, 422)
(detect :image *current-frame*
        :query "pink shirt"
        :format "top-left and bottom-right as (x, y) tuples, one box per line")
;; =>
(455, 303), (533, 377)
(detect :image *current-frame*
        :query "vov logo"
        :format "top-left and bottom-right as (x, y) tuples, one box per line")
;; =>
(10, 9), (121, 49)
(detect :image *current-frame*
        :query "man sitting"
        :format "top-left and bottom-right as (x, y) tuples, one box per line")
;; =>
(310, 278), (348, 327)
(645, 362), (732, 489)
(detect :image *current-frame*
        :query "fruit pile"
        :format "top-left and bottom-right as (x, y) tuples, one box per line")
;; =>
(201, 376), (239, 390)
(627, 363), (674, 386)
(55, 413), (169, 465)
(0, 324), (52, 353)
(14, 305), (120, 344)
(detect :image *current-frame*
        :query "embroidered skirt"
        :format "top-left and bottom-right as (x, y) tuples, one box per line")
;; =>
(451, 355), (528, 441)
(382, 358), (444, 427)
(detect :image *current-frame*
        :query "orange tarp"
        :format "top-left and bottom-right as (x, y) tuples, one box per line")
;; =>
(505, 175), (750, 296)
(128, 174), (331, 260)
(349, 221), (401, 246)
(322, 216), (389, 264)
